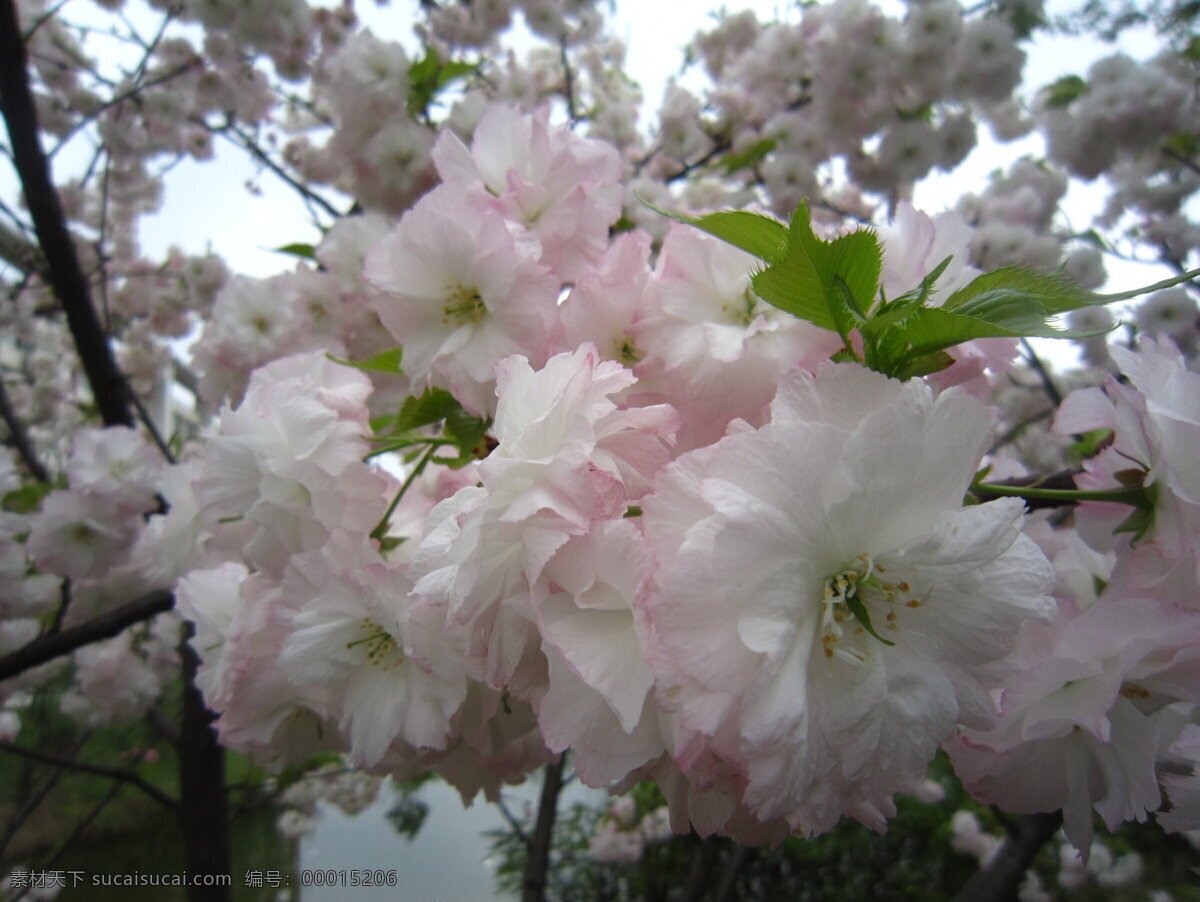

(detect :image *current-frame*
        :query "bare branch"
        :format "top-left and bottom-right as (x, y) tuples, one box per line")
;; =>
(953, 812), (1061, 902)
(0, 375), (50, 482)
(522, 754), (565, 902)
(0, 739), (179, 813)
(0, 0), (132, 427)
(0, 589), (173, 682)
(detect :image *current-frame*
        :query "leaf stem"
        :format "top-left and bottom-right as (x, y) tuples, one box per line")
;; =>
(974, 482), (1152, 509)
(369, 444), (438, 543)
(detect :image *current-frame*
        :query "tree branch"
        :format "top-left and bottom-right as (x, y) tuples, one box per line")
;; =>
(952, 811), (1061, 902)
(0, 0), (132, 427)
(0, 739), (178, 813)
(0, 589), (173, 682)
(522, 754), (565, 902)
(0, 375), (49, 482)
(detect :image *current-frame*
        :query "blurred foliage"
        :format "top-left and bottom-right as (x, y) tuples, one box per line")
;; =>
(486, 753), (1200, 901)
(0, 673), (299, 900)
(1053, 0), (1200, 45)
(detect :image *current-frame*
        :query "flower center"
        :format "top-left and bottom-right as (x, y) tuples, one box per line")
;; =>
(346, 616), (404, 671)
(819, 553), (900, 665)
(443, 285), (486, 325)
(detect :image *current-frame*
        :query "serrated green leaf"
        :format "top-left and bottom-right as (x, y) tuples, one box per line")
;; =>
(327, 347), (404, 375)
(646, 204), (790, 263)
(944, 266), (1100, 316)
(1041, 74), (1087, 108)
(752, 203), (881, 344)
(274, 243), (316, 260)
(883, 255), (954, 313)
(2, 482), (51, 514)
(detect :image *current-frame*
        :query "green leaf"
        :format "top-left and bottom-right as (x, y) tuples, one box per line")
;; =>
(943, 267), (1100, 316)
(444, 406), (490, 466)
(895, 103), (933, 122)
(394, 388), (460, 434)
(751, 202), (881, 344)
(1041, 74), (1087, 108)
(1114, 506), (1155, 543)
(610, 214), (638, 235)
(719, 137), (777, 174)
(1069, 428), (1112, 464)
(2, 482), (51, 514)
(882, 255), (954, 313)
(407, 45), (477, 118)
(327, 347), (404, 375)
(645, 203), (790, 263)
(273, 242), (316, 260)
(895, 350), (955, 379)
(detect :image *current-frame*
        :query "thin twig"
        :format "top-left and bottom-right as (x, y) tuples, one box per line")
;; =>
(1162, 145), (1200, 177)
(496, 797), (531, 846)
(215, 121), (341, 220)
(1019, 339), (1062, 407)
(128, 386), (177, 464)
(0, 740), (178, 813)
(48, 61), (199, 159)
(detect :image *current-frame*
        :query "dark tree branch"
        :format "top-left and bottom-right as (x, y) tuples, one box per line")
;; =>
(0, 375), (50, 482)
(953, 811), (1062, 902)
(12, 780), (126, 902)
(665, 139), (731, 184)
(0, 0), (133, 427)
(48, 577), (71, 635)
(145, 705), (182, 749)
(713, 843), (751, 902)
(0, 739), (179, 813)
(678, 834), (718, 902)
(1019, 339), (1063, 407)
(0, 735), (85, 861)
(0, 589), (173, 682)
(179, 625), (232, 902)
(522, 754), (566, 902)
(559, 38), (578, 123)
